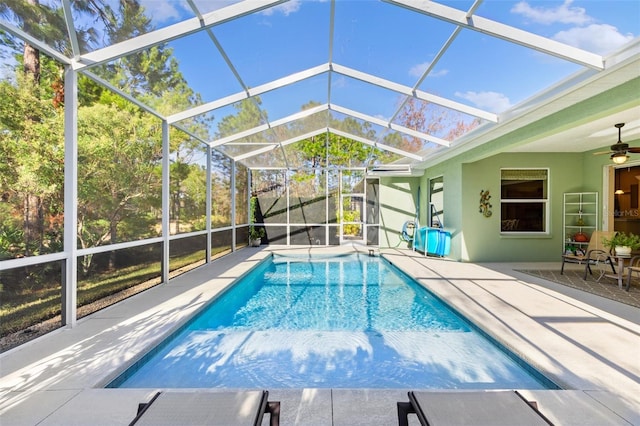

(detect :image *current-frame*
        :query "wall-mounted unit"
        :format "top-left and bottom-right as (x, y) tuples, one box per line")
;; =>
(367, 164), (421, 177)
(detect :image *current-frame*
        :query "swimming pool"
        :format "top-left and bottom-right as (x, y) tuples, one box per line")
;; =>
(109, 253), (557, 389)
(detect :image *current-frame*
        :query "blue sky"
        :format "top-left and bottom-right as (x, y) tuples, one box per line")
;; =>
(3, 0), (637, 136)
(131, 0), (639, 132)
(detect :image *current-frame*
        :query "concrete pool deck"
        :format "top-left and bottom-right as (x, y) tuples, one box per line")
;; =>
(1, 246), (639, 425)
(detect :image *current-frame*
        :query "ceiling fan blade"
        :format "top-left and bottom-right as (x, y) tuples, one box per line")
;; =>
(627, 147), (640, 153)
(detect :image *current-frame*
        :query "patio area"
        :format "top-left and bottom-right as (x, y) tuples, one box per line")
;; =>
(0, 247), (638, 425)
(516, 268), (640, 309)
(1, 3), (639, 423)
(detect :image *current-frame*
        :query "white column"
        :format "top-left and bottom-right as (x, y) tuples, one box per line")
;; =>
(231, 159), (236, 251)
(161, 121), (170, 283)
(62, 66), (78, 327)
(206, 146), (212, 261)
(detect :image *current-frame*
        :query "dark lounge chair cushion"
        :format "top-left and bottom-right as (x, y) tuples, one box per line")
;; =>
(400, 391), (552, 426)
(129, 390), (279, 426)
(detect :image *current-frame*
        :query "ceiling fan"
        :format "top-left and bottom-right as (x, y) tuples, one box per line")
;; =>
(594, 123), (640, 164)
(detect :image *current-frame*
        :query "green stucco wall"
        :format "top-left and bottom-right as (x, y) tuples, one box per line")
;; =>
(403, 151), (615, 262)
(462, 153), (588, 262)
(378, 176), (421, 249)
(376, 77), (639, 262)
(414, 162), (464, 258)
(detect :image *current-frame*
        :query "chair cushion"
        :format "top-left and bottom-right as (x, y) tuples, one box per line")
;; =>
(131, 391), (266, 426)
(409, 391), (550, 426)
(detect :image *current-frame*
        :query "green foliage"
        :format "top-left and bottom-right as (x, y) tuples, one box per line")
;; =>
(249, 225), (265, 240)
(0, 0), (481, 342)
(216, 98), (265, 138)
(0, 226), (23, 261)
(76, 102), (164, 272)
(0, 256), (162, 338)
(0, 69), (64, 258)
(604, 232), (640, 250)
(342, 210), (361, 236)
(249, 196), (265, 240)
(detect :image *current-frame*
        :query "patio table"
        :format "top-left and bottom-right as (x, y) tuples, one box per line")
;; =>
(601, 254), (631, 289)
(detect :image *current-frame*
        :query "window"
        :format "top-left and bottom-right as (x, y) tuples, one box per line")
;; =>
(429, 176), (444, 228)
(500, 169), (548, 233)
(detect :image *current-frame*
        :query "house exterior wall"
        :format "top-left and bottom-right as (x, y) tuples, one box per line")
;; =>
(378, 176), (421, 249)
(375, 76), (640, 262)
(461, 152), (586, 262)
(377, 152), (614, 262)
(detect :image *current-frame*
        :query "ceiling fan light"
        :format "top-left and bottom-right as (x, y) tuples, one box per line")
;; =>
(611, 152), (628, 164)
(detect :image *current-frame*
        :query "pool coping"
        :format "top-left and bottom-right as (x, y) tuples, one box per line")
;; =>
(1, 245), (639, 425)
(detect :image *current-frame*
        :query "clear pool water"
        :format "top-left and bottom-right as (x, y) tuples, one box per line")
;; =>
(109, 254), (556, 389)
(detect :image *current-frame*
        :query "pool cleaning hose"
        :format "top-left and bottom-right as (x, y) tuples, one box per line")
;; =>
(397, 187), (420, 247)
(401, 220), (416, 242)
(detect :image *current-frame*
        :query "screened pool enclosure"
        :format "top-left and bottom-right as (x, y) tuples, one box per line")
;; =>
(0, 0), (637, 344)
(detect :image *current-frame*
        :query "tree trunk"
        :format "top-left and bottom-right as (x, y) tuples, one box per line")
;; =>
(23, 42), (40, 84)
(23, 194), (43, 255)
(109, 196), (118, 270)
(21, 0), (43, 255)
(23, 0), (41, 84)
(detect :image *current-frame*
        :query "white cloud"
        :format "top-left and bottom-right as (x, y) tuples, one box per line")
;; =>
(455, 91), (511, 113)
(262, 0), (302, 16)
(332, 74), (347, 89)
(553, 24), (635, 55)
(429, 69), (449, 78)
(511, 0), (592, 26)
(409, 62), (448, 78)
(140, 0), (187, 22)
(511, 1), (634, 55)
(409, 62), (428, 77)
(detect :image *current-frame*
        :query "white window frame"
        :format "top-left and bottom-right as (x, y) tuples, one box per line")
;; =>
(500, 168), (550, 235)
(428, 175), (444, 228)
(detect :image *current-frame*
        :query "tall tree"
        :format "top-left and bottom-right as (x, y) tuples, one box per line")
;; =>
(395, 97), (481, 151)
(1, 0), (211, 262)
(215, 98), (265, 213)
(0, 0), (109, 256)
(0, 0), (106, 81)
(76, 102), (162, 273)
(0, 61), (65, 257)
(216, 98), (266, 139)
(22, 0), (40, 83)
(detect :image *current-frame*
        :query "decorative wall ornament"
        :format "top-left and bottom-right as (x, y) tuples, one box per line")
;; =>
(479, 189), (492, 217)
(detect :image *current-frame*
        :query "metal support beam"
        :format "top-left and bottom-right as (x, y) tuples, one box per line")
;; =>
(74, 0), (288, 69)
(231, 160), (237, 251)
(331, 64), (498, 122)
(206, 146), (212, 262)
(162, 121), (170, 284)
(169, 64), (330, 124)
(386, 0), (604, 70)
(62, 66), (78, 327)
(0, 20), (70, 65)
